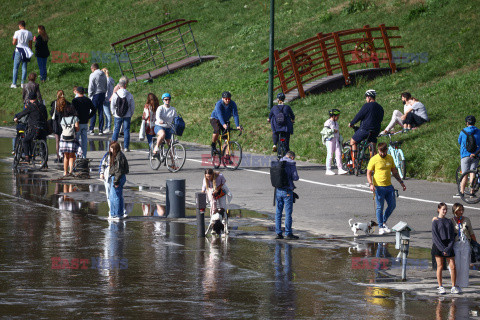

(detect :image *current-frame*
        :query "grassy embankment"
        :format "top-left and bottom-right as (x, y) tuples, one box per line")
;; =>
(0, 0), (478, 182)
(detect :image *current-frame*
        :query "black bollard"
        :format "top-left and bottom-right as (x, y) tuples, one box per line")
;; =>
(196, 192), (207, 237)
(166, 179), (186, 218)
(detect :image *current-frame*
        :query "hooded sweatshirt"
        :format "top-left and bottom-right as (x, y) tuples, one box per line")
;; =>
(110, 88), (135, 118)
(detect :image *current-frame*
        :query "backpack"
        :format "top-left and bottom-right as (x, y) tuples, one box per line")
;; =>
(115, 93), (129, 117)
(61, 117), (76, 141)
(173, 114), (185, 136)
(270, 160), (289, 188)
(275, 105), (286, 126)
(462, 129), (477, 153)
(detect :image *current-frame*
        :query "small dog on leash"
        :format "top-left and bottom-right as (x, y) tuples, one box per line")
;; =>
(349, 219), (378, 236)
(205, 208), (229, 236)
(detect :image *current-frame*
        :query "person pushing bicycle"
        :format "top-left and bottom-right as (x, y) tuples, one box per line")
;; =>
(267, 92), (295, 153)
(348, 89), (384, 160)
(14, 91), (48, 163)
(210, 91), (241, 153)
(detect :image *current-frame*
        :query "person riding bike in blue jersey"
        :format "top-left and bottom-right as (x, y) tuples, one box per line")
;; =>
(210, 91), (241, 152)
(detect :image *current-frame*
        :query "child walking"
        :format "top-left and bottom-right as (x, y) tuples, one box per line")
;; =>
(431, 202), (459, 294)
(321, 109), (347, 175)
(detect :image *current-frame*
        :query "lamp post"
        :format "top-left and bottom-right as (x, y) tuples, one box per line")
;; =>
(268, 0), (275, 110)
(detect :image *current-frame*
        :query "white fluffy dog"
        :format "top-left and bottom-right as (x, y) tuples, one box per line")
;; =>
(349, 219), (378, 236)
(205, 208), (229, 236)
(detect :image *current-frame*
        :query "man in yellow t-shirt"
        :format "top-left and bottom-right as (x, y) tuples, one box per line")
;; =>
(367, 142), (406, 235)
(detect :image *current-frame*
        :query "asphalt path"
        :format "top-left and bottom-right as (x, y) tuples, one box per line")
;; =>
(2, 127), (478, 249)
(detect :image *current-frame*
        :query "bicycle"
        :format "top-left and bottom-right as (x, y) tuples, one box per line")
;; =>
(149, 125), (186, 172)
(276, 132), (288, 160)
(342, 126), (375, 176)
(211, 123), (243, 170)
(379, 130), (406, 179)
(13, 126), (48, 170)
(457, 163), (480, 204)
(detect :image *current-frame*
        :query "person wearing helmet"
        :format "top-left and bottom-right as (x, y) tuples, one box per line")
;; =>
(457, 115), (480, 197)
(348, 89), (384, 157)
(267, 92), (295, 152)
(153, 93), (177, 155)
(210, 91), (241, 152)
(322, 109), (347, 175)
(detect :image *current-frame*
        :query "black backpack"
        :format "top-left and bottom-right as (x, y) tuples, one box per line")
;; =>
(462, 129), (477, 153)
(270, 160), (289, 188)
(115, 93), (129, 117)
(275, 105), (286, 126)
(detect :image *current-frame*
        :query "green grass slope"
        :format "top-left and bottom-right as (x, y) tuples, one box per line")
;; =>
(0, 0), (479, 182)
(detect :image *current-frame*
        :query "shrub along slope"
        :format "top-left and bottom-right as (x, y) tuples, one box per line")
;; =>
(0, 0), (478, 181)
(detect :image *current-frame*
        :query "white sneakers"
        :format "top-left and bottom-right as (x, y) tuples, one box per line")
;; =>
(326, 168), (348, 175)
(338, 168), (348, 175)
(437, 286), (460, 294)
(325, 170), (335, 175)
(379, 224), (391, 235)
(10, 84), (17, 89)
(438, 286), (446, 294)
(451, 286), (460, 294)
(104, 129), (110, 134)
(379, 228), (385, 235)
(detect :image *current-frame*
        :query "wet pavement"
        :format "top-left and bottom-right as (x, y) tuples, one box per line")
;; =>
(0, 134), (480, 318)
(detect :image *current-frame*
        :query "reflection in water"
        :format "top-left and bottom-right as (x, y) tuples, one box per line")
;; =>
(100, 221), (127, 290)
(142, 203), (166, 216)
(272, 242), (296, 318)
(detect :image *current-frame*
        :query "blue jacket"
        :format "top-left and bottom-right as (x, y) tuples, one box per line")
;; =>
(281, 156), (299, 190)
(210, 99), (240, 127)
(269, 104), (295, 134)
(458, 125), (480, 158)
(350, 101), (384, 133)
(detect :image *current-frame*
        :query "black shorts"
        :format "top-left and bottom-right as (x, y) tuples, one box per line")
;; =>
(352, 128), (378, 144)
(210, 118), (222, 134)
(431, 242), (454, 258)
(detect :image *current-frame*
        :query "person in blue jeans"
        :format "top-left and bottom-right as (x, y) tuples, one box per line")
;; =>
(72, 86), (95, 158)
(275, 151), (300, 240)
(12, 20), (33, 88)
(367, 143), (406, 235)
(34, 25), (49, 82)
(108, 141), (129, 219)
(101, 68), (115, 133)
(111, 76), (135, 152)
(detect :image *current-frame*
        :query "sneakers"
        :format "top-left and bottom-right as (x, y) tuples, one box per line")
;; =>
(98, 132), (103, 136)
(383, 224), (391, 233)
(104, 129), (110, 134)
(437, 286), (446, 294)
(338, 168), (348, 175)
(20, 83), (25, 88)
(451, 286), (460, 294)
(275, 234), (284, 240)
(285, 234), (299, 240)
(453, 193), (463, 198)
(88, 130), (95, 136)
(124, 148), (130, 152)
(272, 145), (277, 152)
(10, 84), (17, 89)
(153, 146), (159, 154)
(325, 170), (335, 176)
(379, 228), (385, 235)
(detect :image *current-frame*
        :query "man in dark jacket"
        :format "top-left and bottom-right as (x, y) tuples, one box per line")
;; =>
(72, 86), (95, 158)
(268, 92), (295, 153)
(349, 89), (384, 158)
(275, 151), (300, 240)
(14, 91), (48, 162)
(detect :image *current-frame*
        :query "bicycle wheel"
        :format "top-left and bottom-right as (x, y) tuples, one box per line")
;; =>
(222, 141), (242, 170)
(455, 165), (462, 185)
(166, 143), (186, 172)
(32, 140), (48, 170)
(149, 139), (161, 170)
(458, 170), (480, 204)
(341, 143), (354, 174)
(395, 149), (406, 179)
(211, 140), (222, 169)
(277, 133), (287, 159)
(12, 139), (23, 169)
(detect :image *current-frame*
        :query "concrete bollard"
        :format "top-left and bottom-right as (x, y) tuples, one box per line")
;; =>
(166, 179), (185, 218)
(196, 192), (207, 237)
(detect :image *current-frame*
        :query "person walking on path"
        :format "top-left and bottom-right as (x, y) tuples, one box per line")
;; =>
(22, 72), (42, 105)
(108, 141), (129, 219)
(88, 63), (107, 135)
(34, 25), (49, 82)
(275, 151), (300, 240)
(50, 90), (68, 163)
(210, 91), (241, 153)
(101, 68), (115, 133)
(432, 202), (459, 295)
(142, 93), (159, 151)
(268, 92), (295, 153)
(72, 86), (95, 158)
(202, 169), (231, 215)
(321, 109), (347, 176)
(111, 76), (135, 152)
(456, 115), (480, 197)
(12, 20), (33, 89)
(450, 203), (477, 290)
(59, 104), (79, 176)
(349, 89), (384, 159)
(366, 142), (406, 235)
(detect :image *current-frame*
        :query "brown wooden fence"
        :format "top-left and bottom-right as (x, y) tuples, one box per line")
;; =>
(261, 24), (402, 98)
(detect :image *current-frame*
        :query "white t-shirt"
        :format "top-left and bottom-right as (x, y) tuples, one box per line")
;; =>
(155, 105), (177, 128)
(13, 29), (33, 48)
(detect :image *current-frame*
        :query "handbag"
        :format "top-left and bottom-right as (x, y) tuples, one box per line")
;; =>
(139, 119), (146, 141)
(213, 187), (226, 200)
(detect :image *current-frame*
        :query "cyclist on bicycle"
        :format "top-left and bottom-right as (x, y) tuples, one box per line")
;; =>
(268, 92), (295, 152)
(153, 93), (177, 155)
(348, 89), (384, 159)
(210, 91), (241, 153)
(14, 91), (48, 162)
